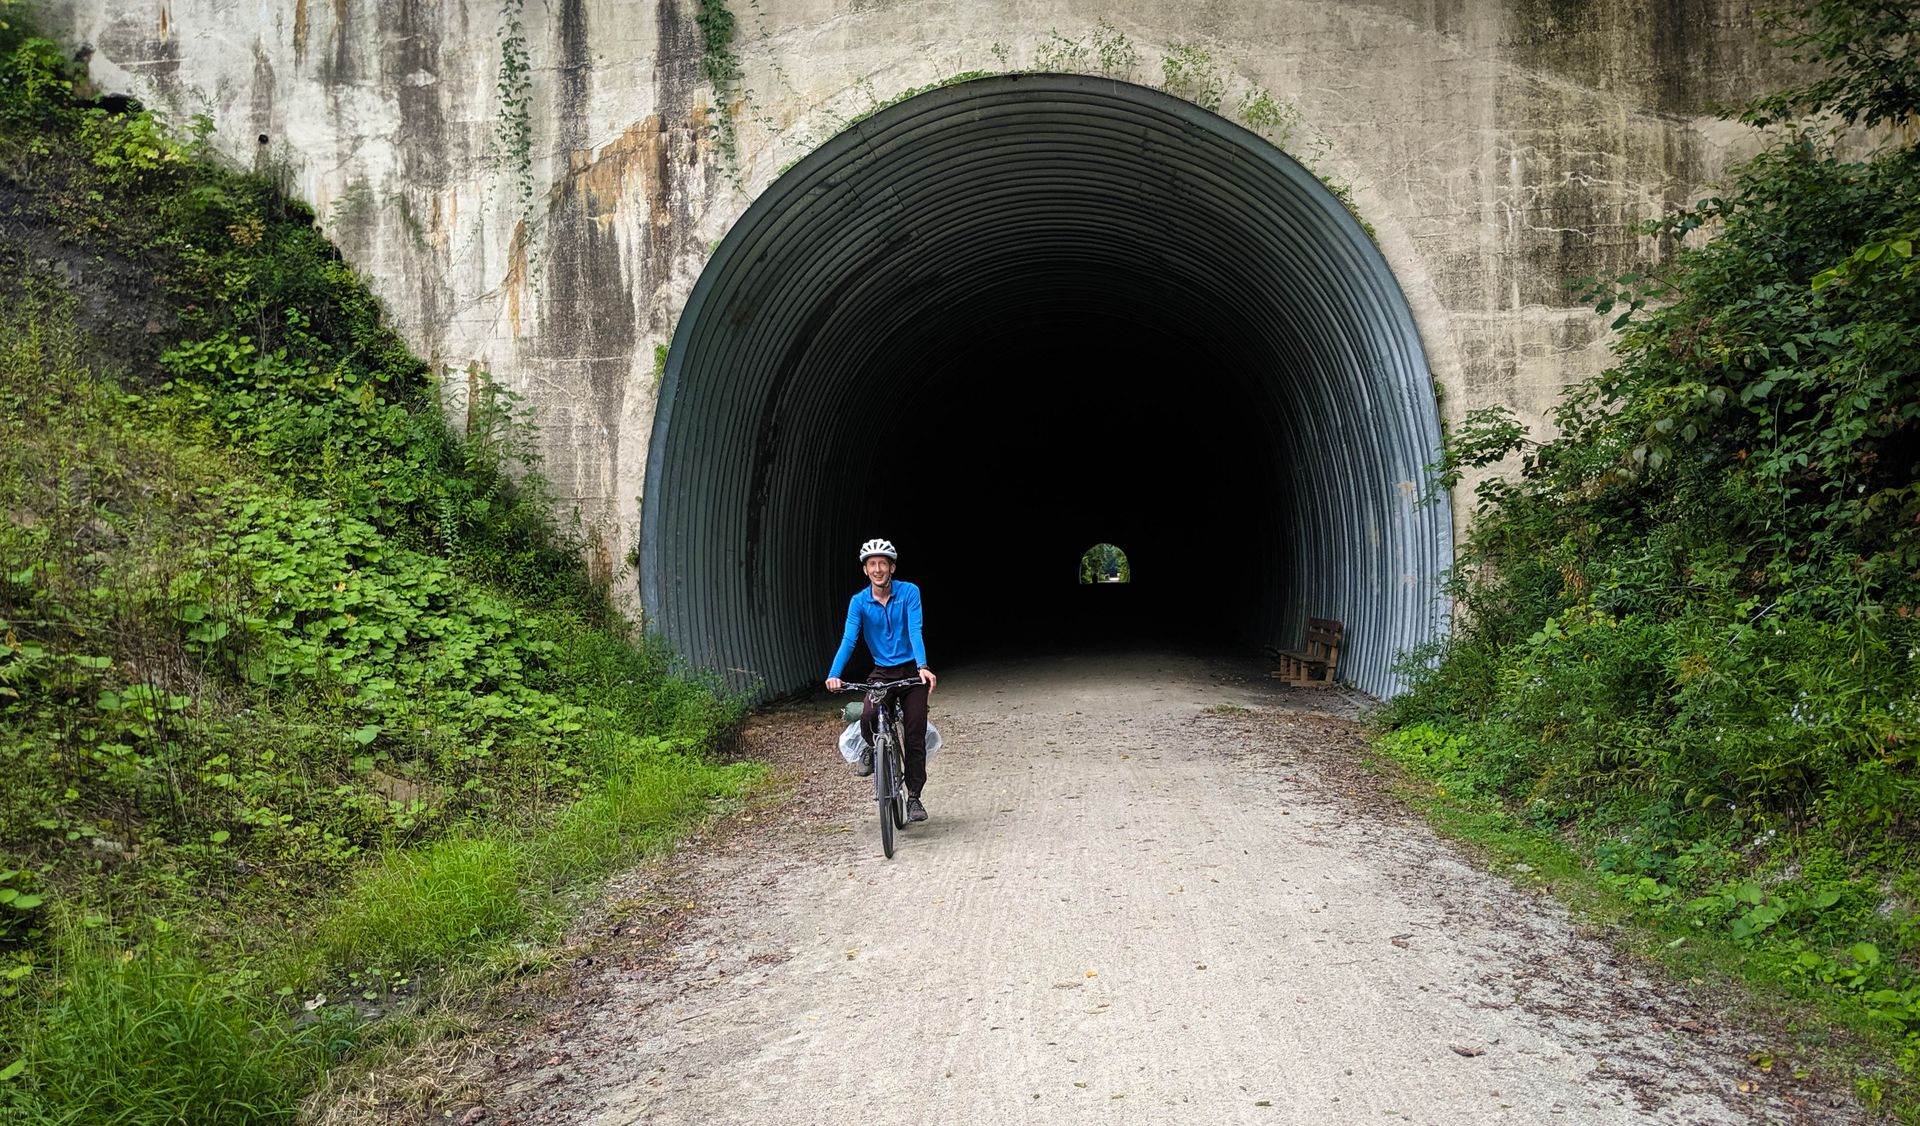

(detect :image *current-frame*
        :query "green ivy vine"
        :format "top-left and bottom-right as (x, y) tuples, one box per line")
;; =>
(696, 0), (745, 186)
(494, 0), (535, 235)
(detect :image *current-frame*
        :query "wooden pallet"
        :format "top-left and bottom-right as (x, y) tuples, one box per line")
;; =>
(1271, 617), (1343, 687)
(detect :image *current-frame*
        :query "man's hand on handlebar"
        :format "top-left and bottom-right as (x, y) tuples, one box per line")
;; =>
(825, 677), (844, 693)
(918, 666), (937, 694)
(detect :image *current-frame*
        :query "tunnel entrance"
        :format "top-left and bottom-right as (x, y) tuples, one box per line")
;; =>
(641, 74), (1450, 699)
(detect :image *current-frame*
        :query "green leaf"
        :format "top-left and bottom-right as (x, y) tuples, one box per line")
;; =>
(0, 1058), (24, 1082)
(347, 724), (381, 745)
(187, 620), (231, 644)
(210, 830), (230, 844)
(8, 895), (43, 911)
(1849, 942), (1881, 966)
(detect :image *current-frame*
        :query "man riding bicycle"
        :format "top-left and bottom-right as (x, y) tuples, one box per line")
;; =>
(825, 538), (937, 822)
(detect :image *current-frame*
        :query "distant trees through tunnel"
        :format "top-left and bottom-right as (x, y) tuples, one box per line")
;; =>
(641, 74), (1451, 699)
(1080, 545), (1130, 585)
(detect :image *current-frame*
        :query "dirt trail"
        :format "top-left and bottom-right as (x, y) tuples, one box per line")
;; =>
(486, 652), (1853, 1125)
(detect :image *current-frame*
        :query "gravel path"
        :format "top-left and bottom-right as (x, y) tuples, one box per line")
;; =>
(485, 652), (1855, 1125)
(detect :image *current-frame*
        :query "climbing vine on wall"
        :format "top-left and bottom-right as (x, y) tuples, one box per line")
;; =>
(696, 0), (745, 185)
(494, 0), (535, 238)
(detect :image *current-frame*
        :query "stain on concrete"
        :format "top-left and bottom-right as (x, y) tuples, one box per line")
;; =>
(293, 0), (309, 66)
(519, 0), (709, 535)
(249, 39), (276, 142)
(534, 0), (635, 506)
(320, 0), (356, 86)
(504, 218), (528, 337)
(382, 0), (447, 188)
(1504, 0), (1773, 116)
(555, 0), (592, 153)
(95, 5), (181, 92)
(643, 0), (702, 333)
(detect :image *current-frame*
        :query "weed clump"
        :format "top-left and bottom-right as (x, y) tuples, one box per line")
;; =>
(8, 936), (348, 1124)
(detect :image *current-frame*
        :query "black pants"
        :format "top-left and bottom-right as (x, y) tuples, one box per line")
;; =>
(860, 662), (929, 797)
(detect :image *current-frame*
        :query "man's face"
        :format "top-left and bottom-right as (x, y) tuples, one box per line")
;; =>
(864, 555), (895, 585)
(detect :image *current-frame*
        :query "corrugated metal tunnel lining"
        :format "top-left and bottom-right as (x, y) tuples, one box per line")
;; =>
(641, 74), (1451, 699)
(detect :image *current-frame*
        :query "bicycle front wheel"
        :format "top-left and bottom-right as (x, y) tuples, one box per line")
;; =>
(875, 733), (896, 859)
(889, 722), (909, 828)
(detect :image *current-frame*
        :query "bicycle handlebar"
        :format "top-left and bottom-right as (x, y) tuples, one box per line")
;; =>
(835, 678), (923, 693)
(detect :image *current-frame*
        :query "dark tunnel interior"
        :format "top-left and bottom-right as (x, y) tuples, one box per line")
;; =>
(640, 74), (1451, 699)
(875, 321), (1291, 658)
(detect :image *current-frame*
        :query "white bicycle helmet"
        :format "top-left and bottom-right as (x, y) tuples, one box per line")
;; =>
(858, 538), (898, 563)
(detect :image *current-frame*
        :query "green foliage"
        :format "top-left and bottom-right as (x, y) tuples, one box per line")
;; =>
(1033, 29), (1089, 72)
(1091, 21), (1138, 80)
(493, 0), (533, 218)
(1742, 0), (1919, 130)
(530, 743), (759, 889)
(0, 21), (754, 1123)
(694, 0), (741, 88)
(1237, 86), (1300, 147)
(1376, 722), (1920, 1100)
(1159, 43), (1224, 112)
(1390, 1), (1920, 1091)
(314, 836), (526, 974)
(1077, 543), (1130, 584)
(0, 33), (72, 131)
(843, 72), (994, 130)
(3, 935), (347, 1124)
(696, 0), (743, 184)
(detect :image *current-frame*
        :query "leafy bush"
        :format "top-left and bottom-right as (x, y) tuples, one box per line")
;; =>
(0, 14), (753, 1123)
(1389, 0), (1920, 1086)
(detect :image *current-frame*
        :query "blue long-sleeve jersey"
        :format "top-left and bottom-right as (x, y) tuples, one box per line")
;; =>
(828, 581), (927, 678)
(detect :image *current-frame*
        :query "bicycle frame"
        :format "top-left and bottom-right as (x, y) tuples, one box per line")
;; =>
(838, 678), (919, 857)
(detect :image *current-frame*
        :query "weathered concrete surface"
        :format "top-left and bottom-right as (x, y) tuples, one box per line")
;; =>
(49, 0), (1789, 594)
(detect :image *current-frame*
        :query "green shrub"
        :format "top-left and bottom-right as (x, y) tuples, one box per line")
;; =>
(0, 15), (758, 1123)
(1389, 6), (1920, 1075)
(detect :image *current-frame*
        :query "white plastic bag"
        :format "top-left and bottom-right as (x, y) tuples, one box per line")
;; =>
(838, 720), (942, 763)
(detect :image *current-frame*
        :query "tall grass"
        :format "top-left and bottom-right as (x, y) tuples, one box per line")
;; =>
(312, 836), (528, 975)
(532, 743), (761, 890)
(6, 937), (345, 1125)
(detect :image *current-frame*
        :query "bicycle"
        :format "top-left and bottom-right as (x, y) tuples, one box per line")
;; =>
(836, 678), (921, 858)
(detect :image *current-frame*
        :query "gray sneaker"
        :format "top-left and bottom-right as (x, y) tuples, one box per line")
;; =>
(852, 748), (874, 777)
(906, 797), (928, 823)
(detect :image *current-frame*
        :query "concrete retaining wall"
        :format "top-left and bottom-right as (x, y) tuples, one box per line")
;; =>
(50, 0), (1787, 607)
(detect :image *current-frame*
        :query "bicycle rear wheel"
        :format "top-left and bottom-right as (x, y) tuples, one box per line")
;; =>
(875, 731), (896, 859)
